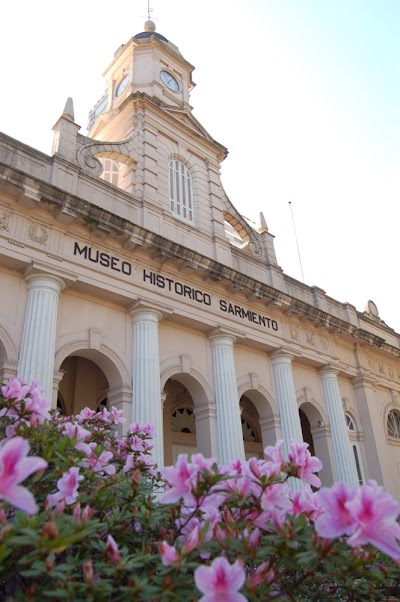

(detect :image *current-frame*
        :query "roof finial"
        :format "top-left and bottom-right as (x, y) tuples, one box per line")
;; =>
(144, 1), (156, 32)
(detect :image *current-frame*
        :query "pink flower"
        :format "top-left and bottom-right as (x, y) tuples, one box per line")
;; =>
(26, 379), (50, 423)
(315, 481), (357, 539)
(182, 524), (201, 554)
(264, 439), (285, 473)
(157, 541), (180, 566)
(346, 481), (400, 560)
(194, 556), (247, 602)
(109, 407), (126, 425)
(1, 378), (30, 403)
(288, 440), (322, 488)
(80, 444), (115, 475)
(0, 437), (47, 513)
(160, 454), (198, 504)
(77, 407), (96, 422)
(260, 483), (291, 516)
(62, 422), (91, 443)
(95, 407), (111, 423)
(47, 467), (84, 506)
(290, 487), (320, 519)
(130, 435), (145, 452)
(105, 534), (121, 563)
(0, 378), (50, 425)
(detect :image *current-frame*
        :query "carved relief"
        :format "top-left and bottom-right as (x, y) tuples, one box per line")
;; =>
(320, 337), (328, 351)
(0, 211), (11, 231)
(306, 331), (315, 346)
(28, 223), (48, 246)
(378, 362), (385, 374)
(290, 325), (299, 340)
(389, 367), (394, 378)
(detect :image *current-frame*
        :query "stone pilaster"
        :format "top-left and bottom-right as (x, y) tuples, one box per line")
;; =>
(209, 333), (245, 463)
(319, 367), (358, 486)
(18, 273), (65, 405)
(193, 401), (218, 459)
(130, 307), (163, 469)
(352, 375), (383, 483)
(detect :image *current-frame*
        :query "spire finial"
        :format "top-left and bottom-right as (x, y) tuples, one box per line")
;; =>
(61, 97), (75, 122)
(144, 1), (156, 32)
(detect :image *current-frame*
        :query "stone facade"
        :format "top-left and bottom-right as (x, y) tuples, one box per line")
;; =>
(0, 22), (399, 498)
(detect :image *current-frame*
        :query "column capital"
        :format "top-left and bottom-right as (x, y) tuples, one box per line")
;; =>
(25, 272), (66, 294)
(128, 298), (172, 321)
(23, 261), (76, 289)
(270, 349), (295, 365)
(208, 328), (236, 347)
(318, 364), (339, 378)
(129, 305), (163, 324)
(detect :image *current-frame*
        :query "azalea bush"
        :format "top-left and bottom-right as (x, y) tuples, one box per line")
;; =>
(1, 378), (400, 600)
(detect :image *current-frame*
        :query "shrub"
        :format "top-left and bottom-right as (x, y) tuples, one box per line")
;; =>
(0, 377), (400, 601)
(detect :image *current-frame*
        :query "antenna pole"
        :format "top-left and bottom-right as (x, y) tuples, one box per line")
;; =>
(289, 201), (305, 284)
(147, 0), (151, 19)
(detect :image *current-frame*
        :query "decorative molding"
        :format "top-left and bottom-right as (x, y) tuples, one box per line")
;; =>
(28, 223), (48, 245)
(0, 211), (11, 231)
(89, 328), (103, 350)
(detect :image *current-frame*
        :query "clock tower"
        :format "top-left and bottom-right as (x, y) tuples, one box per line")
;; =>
(87, 20), (198, 140)
(71, 20), (277, 270)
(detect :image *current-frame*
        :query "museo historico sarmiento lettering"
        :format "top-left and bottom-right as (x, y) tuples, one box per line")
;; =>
(73, 242), (278, 332)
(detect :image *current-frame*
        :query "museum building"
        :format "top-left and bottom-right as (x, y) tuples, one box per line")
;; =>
(0, 21), (399, 497)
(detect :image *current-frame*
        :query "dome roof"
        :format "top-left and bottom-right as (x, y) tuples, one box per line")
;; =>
(134, 20), (168, 43)
(134, 30), (168, 43)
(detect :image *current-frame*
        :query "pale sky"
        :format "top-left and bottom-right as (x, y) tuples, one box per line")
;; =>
(1, 1), (399, 332)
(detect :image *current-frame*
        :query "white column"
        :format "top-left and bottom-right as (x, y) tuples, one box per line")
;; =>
(270, 352), (303, 454)
(209, 333), (245, 463)
(130, 307), (163, 469)
(319, 367), (358, 486)
(18, 273), (65, 404)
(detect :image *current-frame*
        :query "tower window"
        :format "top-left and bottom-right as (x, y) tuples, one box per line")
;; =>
(101, 159), (119, 186)
(387, 409), (400, 438)
(169, 160), (194, 224)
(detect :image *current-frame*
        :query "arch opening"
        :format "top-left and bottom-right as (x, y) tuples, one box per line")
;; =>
(240, 395), (263, 459)
(163, 378), (197, 465)
(57, 349), (124, 416)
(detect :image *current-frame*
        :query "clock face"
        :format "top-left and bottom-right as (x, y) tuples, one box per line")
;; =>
(160, 70), (179, 93)
(116, 75), (129, 97)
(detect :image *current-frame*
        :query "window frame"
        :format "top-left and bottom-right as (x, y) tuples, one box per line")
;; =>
(169, 159), (194, 225)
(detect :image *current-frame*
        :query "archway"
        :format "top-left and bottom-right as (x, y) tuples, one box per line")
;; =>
(238, 385), (279, 455)
(299, 409), (315, 456)
(240, 395), (263, 459)
(162, 372), (216, 465)
(299, 401), (334, 486)
(58, 356), (109, 415)
(163, 379), (196, 465)
(0, 323), (18, 383)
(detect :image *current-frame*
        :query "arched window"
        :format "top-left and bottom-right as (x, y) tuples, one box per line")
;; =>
(101, 159), (119, 186)
(169, 160), (194, 224)
(345, 413), (364, 485)
(387, 409), (400, 438)
(171, 408), (196, 434)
